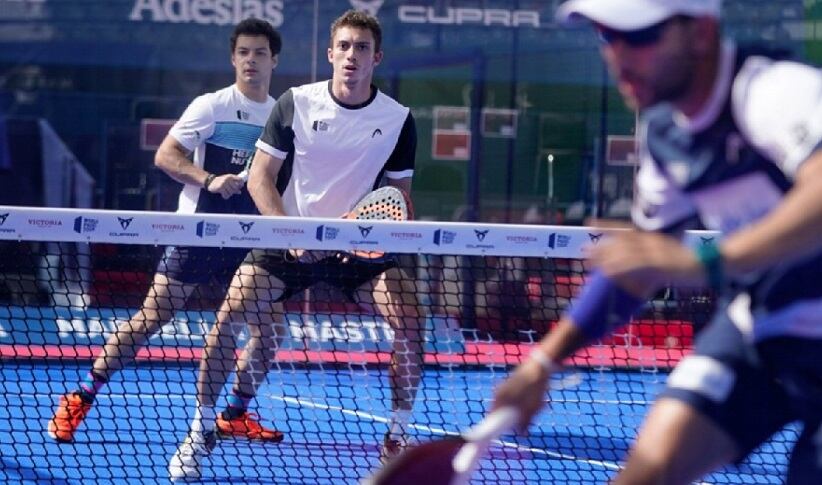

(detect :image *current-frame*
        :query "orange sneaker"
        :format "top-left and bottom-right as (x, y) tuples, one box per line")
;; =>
(48, 393), (92, 443)
(216, 412), (284, 442)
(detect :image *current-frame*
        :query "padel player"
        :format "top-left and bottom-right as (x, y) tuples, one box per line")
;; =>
(48, 19), (284, 446)
(494, 1), (822, 484)
(169, 9), (421, 480)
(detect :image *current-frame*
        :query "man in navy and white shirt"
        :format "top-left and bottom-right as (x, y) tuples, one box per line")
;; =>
(494, 1), (822, 483)
(45, 17), (284, 478)
(179, 10), (422, 471)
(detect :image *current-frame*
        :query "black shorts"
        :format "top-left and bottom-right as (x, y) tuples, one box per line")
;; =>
(157, 246), (249, 287)
(660, 303), (822, 483)
(242, 249), (401, 303)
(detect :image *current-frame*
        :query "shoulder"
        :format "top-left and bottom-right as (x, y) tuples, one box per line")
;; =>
(732, 55), (821, 167)
(732, 56), (821, 132)
(373, 89), (410, 117)
(201, 85), (238, 107)
(291, 81), (327, 101)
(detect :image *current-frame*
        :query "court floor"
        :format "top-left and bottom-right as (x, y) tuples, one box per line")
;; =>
(0, 362), (791, 484)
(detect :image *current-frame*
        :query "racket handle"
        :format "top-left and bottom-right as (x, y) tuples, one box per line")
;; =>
(462, 406), (519, 443)
(238, 169), (249, 183)
(452, 407), (519, 481)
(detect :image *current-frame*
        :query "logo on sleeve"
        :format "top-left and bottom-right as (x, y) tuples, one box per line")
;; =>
(372, 128), (382, 138)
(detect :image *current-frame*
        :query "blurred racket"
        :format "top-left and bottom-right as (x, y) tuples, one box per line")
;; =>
(343, 186), (413, 260)
(364, 406), (519, 485)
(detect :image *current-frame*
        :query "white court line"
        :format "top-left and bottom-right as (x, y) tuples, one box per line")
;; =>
(271, 394), (623, 472)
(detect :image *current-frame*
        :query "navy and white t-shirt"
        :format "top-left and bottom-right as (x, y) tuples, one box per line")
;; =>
(631, 41), (822, 342)
(255, 80), (416, 218)
(170, 84), (276, 215)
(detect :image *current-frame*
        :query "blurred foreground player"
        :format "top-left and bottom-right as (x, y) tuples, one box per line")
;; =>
(494, 1), (822, 483)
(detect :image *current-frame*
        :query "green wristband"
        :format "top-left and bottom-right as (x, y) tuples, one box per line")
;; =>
(695, 242), (723, 292)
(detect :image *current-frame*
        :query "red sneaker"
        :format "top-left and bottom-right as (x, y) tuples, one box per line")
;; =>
(48, 393), (92, 443)
(216, 412), (284, 442)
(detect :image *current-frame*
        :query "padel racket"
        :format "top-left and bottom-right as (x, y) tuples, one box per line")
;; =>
(343, 186), (414, 260)
(365, 406), (519, 485)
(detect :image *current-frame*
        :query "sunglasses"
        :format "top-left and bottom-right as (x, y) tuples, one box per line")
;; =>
(596, 17), (681, 47)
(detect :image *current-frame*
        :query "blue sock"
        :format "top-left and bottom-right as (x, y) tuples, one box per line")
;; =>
(77, 371), (108, 403)
(222, 389), (253, 419)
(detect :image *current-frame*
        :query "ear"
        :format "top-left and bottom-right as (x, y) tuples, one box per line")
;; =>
(327, 47), (334, 64)
(373, 50), (383, 67)
(271, 54), (279, 70)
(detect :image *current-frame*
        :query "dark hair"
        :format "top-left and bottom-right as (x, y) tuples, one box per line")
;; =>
(329, 9), (382, 53)
(231, 18), (282, 56)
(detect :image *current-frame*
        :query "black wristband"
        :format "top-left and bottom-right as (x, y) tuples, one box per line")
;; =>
(203, 173), (216, 190)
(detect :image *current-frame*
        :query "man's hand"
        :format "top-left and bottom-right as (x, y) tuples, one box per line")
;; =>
(207, 174), (246, 199)
(492, 358), (551, 433)
(588, 231), (706, 289)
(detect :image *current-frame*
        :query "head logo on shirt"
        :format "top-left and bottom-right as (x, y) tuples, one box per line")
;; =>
(312, 120), (329, 132)
(236, 110), (249, 121)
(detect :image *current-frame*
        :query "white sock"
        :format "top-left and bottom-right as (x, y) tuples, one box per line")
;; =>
(388, 409), (412, 438)
(191, 403), (216, 434)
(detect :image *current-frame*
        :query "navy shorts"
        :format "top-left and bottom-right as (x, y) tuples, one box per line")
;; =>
(660, 304), (822, 483)
(157, 246), (249, 287)
(242, 249), (403, 303)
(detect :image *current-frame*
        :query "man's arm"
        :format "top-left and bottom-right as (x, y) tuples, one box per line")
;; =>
(154, 135), (244, 200)
(386, 176), (412, 195)
(721, 150), (822, 276)
(246, 148), (287, 216)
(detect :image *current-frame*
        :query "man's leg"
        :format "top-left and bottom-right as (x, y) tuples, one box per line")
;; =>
(212, 262), (287, 442)
(614, 397), (739, 485)
(357, 265), (424, 461)
(170, 261), (286, 480)
(48, 272), (194, 442)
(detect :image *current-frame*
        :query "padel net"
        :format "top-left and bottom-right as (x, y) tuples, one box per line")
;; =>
(0, 206), (794, 484)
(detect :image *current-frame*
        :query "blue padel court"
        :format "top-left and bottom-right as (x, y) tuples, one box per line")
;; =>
(0, 362), (792, 484)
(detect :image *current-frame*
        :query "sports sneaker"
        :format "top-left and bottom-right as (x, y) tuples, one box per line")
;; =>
(380, 432), (409, 464)
(168, 430), (218, 481)
(216, 412), (284, 442)
(47, 393), (92, 443)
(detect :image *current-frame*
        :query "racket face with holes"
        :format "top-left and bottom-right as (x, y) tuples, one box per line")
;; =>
(344, 186), (413, 260)
(345, 186), (413, 222)
(365, 437), (466, 485)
